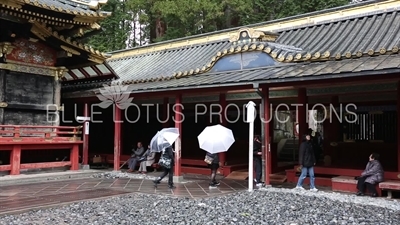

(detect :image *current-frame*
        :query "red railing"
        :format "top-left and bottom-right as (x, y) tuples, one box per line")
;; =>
(0, 125), (83, 175)
(0, 125), (82, 142)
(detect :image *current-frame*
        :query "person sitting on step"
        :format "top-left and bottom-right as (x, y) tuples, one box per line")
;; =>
(127, 142), (145, 173)
(355, 153), (384, 197)
(138, 145), (156, 174)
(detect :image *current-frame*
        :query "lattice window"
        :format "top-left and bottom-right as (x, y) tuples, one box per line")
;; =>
(342, 111), (397, 142)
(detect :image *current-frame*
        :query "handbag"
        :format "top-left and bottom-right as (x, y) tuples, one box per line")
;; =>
(158, 154), (172, 169)
(204, 155), (214, 164)
(92, 155), (103, 163)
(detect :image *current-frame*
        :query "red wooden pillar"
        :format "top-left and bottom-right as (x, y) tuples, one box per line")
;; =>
(10, 145), (21, 175)
(298, 88), (307, 143)
(219, 93), (227, 166)
(174, 94), (183, 177)
(70, 144), (79, 170)
(163, 97), (169, 128)
(82, 103), (89, 165)
(113, 106), (122, 171)
(262, 87), (271, 185)
(397, 82), (400, 172)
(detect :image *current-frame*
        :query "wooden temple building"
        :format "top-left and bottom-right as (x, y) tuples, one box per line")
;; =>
(61, 0), (400, 195)
(2, 0), (400, 196)
(0, 0), (113, 174)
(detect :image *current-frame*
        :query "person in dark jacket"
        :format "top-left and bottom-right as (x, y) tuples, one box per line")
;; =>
(295, 134), (318, 191)
(253, 135), (263, 185)
(153, 146), (175, 189)
(356, 153), (384, 197)
(207, 152), (220, 187)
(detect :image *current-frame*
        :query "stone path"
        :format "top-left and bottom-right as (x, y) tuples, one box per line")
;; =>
(0, 175), (248, 215)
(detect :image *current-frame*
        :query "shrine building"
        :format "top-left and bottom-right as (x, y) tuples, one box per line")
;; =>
(2, 0), (400, 195)
(0, 0), (112, 174)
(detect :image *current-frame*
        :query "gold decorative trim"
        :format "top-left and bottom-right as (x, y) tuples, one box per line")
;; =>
(60, 45), (81, 56)
(2, 0), (23, 8)
(229, 27), (279, 42)
(0, 61), (67, 77)
(0, 42), (16, 58)
(392, 46), (399, 53)
(0, 102), (8, 108)
(367, 49), (374, 56)
(0, 6), (90, 26)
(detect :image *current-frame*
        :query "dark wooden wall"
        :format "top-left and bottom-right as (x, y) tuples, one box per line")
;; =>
(0, 70), (56, 125)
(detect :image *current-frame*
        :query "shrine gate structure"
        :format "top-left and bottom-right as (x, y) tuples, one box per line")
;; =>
(0, 0), (113, 175)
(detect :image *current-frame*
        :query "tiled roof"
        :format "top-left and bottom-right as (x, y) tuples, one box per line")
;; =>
(19, 0), (111, 18)
(62, 54), (400, 95)
(107, 7), (400, 85)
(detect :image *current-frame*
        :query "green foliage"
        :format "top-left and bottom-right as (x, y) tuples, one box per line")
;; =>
(88, 0), (132, 52)
(88, 0), (350, 51)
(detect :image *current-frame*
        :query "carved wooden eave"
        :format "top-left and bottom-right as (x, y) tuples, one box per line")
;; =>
(30, 21), (111, 63)
(0, 0), (112, 26)
(229, 27), (280, 43)
(18, 0), (111, 18)
(0, 2), (91, 26)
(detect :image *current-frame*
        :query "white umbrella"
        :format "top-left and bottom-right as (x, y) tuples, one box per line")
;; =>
(150, 127), (180, 152)
(197, 124), (235, 154)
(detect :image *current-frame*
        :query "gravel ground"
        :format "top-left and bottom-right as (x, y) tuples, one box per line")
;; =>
(91, 171), (161, 181)
(91, 171), (195, 183)
(1, 187), (399, 225)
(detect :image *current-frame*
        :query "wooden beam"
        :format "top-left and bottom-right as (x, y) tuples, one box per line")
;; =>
(6, 103), (50, 111)
(20, 161), (71, 169)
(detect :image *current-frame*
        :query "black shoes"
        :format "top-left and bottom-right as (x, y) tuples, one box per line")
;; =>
(356, 191), (378, 197)
(209, 181), (220, 187)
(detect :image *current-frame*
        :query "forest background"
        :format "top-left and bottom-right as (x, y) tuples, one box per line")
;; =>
(88, 0), (367, 52)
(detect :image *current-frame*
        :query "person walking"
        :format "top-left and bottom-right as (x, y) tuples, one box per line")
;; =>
(206, 152), (221, 188)
(253, 135), (263, 186)
(295, 134), (318, 191)
(153, 146), (175, 189)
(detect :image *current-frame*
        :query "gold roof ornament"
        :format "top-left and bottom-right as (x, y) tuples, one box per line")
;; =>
(70, 0), (109, 9)
(229, 27), (279, 43)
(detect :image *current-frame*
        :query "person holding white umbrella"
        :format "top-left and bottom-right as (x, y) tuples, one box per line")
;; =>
(153, 146), (175, 189)
(199, 124), (235, 188)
